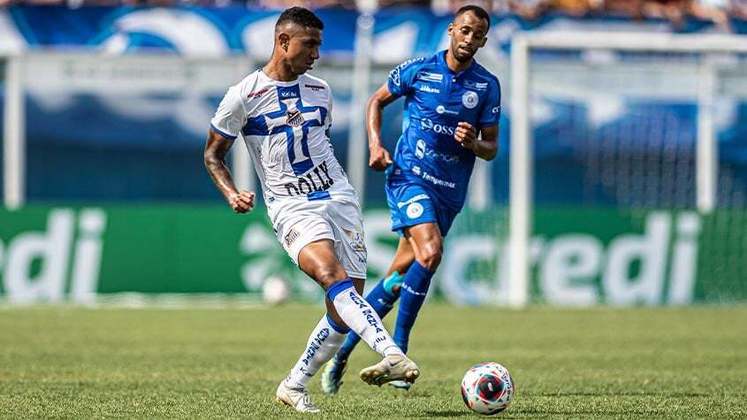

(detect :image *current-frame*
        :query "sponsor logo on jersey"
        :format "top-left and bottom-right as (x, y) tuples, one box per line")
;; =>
(432, 150), (461, 164)
(415, 139), (426, 159)
(436, 105), (459, 115)
(343, 228), (366, 253)
(406, 202), (424, 219)
(305, 83), (326, 91)
(284, 227), (300, 247)
(420, 171), (456, 188)
(389, 67), (401, 87)
(420, 118), (456, 135)
(284, 160), (335, 197)
(492, 106), (500, 114)
(247, 88), (269, 98)
(464, 80), (489, 91)
(414, 139), (461, 164)
(462, 91), (479, 109)
(279, 90), (299, 99)
(286, 109), (305, 127)
(418, 71), (443, 83)
(426, 147), (462, 165)
(389, 57), (426, 88)
(411, 167), (456, 188)
(418, 84), (441, 94)
(396, 193), (429, 209)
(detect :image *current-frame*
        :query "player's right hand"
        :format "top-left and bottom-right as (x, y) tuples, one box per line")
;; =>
(227, 190), (255, 213)
(369, 145), (393, 171)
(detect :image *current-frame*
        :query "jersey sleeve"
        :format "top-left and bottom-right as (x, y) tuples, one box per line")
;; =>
(478, 79), (501, 128)
(210, 86), (246, 140)
(387, 57), (424, 97)
(325, 86), (333, 130)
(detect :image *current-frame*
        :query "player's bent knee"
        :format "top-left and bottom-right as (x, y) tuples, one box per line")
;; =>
(316, 268), (348, 290)
(419, 242), (443, 271)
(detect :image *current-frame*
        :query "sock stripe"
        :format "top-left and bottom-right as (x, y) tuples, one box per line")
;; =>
(326, 279), (354, 301)
(325, 313), (350, 334)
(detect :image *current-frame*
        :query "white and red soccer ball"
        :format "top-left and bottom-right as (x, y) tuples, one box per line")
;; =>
(461, 362), (514, 415)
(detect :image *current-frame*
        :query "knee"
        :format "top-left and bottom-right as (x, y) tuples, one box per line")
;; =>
(317, 267), (347, 289)
(418, 240), (443, 271)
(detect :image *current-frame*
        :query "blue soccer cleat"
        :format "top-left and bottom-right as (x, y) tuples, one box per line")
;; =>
(388, 379), (413, 391)
(321, 356), (347, 395)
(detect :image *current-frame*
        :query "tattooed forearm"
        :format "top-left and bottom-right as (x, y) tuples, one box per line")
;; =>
(204, 132), (239, 199)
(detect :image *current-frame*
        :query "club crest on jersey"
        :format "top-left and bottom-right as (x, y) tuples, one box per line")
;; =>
(462, 91), (479, 109)
(406, 202), (424, 219)
(286, 109), (305, 127)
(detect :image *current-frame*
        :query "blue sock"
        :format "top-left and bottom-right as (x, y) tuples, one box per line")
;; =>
(393, 261), (433, 354)
(334, 273), (402, 362)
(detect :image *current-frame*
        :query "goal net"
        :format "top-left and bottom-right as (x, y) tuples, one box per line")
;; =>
(506, 32), (747, 306)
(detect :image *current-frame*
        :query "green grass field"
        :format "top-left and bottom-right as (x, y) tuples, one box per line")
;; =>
(1, 304), (745, 418)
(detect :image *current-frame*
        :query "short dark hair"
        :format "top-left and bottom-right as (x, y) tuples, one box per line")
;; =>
(276, 7), (324, 31)
(455, 4), (491, 28)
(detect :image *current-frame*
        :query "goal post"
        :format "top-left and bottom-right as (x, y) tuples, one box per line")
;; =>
(509, 31), (747, 307)
(3, 54), (24, 210)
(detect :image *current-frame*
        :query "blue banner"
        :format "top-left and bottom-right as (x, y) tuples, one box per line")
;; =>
(2, 6), (747, 59)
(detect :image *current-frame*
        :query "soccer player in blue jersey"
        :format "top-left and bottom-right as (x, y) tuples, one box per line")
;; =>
(322, 4), (500, 394)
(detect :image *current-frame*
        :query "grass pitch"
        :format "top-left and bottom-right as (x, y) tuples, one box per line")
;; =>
(0, 304), (745, 418)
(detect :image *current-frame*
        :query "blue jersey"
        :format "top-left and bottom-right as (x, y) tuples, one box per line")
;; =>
(387, 50), (501, 211)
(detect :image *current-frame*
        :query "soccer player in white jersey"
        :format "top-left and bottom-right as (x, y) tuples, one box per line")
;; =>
(203, 7), (419, 414)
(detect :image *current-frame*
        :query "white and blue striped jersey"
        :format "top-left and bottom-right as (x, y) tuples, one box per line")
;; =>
(210, 70), (356, 208)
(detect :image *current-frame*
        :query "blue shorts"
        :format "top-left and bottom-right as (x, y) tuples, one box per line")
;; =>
(385, 177), (459, 236)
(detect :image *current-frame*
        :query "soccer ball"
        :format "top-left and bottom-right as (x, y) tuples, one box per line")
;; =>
(460, 362), (514, 415)
(262, 275), (290, 305)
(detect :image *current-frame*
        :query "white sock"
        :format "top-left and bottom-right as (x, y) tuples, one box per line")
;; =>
(285, 315), (346, 389)
(327, 279), (404, 358)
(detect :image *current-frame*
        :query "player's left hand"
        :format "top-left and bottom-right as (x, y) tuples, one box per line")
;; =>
(454, 122), (477, 150)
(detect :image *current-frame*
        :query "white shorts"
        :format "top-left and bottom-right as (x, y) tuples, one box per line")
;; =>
(270, 198), (367, 279)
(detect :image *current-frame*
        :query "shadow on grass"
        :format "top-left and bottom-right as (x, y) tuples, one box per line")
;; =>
(531, 392), (709, 397)
(420, 410), (474, 418)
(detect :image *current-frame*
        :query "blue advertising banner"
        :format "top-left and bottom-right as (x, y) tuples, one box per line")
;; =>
(2, 6), (747, 59)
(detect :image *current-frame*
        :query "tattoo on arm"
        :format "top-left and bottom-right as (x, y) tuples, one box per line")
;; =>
(204, 131), (239, 199)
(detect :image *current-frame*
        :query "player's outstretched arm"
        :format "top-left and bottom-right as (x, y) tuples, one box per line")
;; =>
(366, 83), (399, 171)
(204, 130), (255, 213)
(454, 122), (498, 161)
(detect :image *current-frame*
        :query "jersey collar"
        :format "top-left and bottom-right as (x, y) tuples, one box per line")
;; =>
(260, 69), (302, 87)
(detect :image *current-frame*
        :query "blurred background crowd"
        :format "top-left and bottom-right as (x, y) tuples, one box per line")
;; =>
(0, 0), (745, 32)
